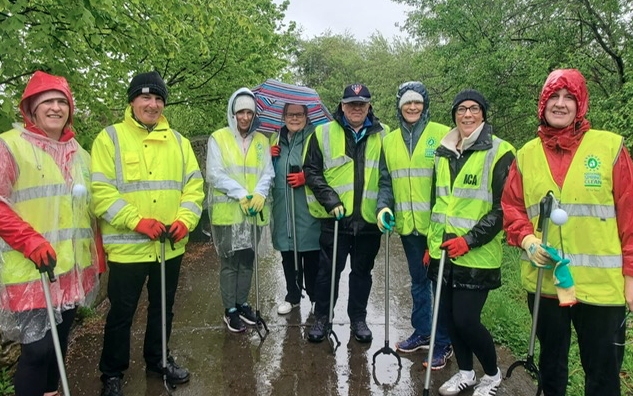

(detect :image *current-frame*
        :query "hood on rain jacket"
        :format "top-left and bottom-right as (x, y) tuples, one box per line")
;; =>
(427, 122), (515, 290)
(303, 103), (387, 235)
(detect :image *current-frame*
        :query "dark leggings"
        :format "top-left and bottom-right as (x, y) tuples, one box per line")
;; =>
(14, 308), (76, 396)
(440, 287), (497, 375)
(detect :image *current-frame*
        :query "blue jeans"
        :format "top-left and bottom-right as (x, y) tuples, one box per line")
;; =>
(401, 234), (450, 346)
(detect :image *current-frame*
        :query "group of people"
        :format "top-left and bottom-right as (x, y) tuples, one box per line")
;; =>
(0, 67), (630, 396)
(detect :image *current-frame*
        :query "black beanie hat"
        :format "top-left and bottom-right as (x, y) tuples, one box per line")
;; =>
(127, 71), (168, 103)
(451, 89), (488, 123)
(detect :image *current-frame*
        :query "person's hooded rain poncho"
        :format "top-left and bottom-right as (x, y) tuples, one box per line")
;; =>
(206, 88), (274, 257)
(0, 71), (99, 343)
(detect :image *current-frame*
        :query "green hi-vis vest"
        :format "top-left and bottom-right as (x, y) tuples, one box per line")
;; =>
(517, 129), (624, 305)
(305, 121), (388, 222)
(210, 128), (270, 226)
(383, 122), (449, 236)
(0, 129), (93, 285)
(428, 136), (515, 269)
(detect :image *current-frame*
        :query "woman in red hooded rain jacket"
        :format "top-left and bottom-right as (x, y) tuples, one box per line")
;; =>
(0, 71), (101, 396)
(502, 69), (633, 396)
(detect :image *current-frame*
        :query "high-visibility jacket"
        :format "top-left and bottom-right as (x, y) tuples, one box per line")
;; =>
(517, 129), (624, 305)
(210, 127), (270, 226)
(305, 121), (387, 222)
(383, 122), (449, 235)
(0, 129), (93, 284)
(91, 107), (204, 263)
(428, 136), (515, 269)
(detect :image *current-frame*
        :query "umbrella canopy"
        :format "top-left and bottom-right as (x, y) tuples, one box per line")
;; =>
(252, 79), (333, 134)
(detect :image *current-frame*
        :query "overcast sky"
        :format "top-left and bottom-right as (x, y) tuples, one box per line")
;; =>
(276, 0), (414, 40)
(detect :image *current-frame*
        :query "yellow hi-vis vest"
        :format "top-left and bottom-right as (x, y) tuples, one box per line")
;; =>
(517, 129), (624, 305)
(210, 128), (270, 226)
(305, 121), (388, 222)
(383, 122), (450, 235)
(428, 136), (515, 269)
(0, 129), (93, 284)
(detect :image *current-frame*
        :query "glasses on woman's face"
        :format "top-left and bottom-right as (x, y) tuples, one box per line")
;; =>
(285, 112), (306, 119)
(456, 105), (481, 115)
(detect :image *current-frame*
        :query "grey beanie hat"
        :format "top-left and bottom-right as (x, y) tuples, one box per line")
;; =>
(127, 71), (168, 103)
(233, 94), (256, 114)
(398, 90), (424, 109)
(451, 89), (488, 123)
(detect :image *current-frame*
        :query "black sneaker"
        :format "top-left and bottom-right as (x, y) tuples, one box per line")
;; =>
(308, 315), (328, 343)
(236, 303), (257, 325)
(146, 356), (190, 384)
(101, 377), (123, 396)
(350, 320), (373, 343)
(224, 308), (246, 333)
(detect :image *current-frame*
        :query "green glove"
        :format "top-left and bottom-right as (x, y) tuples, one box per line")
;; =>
(543, 245), (573, 288)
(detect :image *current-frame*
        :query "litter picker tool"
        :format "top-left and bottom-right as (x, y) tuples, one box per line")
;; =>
(372, 211), (402, 385)
(423, 232), (455, 396)
(289, 165), (304, 297)
(252, 211), (270, 341)
(505, 191), (566, 396)
(160, 227), (177, 395)
(327, 220), (342, 354)
(39, 257), (71, 396)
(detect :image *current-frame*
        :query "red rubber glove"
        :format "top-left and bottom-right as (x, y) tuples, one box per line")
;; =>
(29, 242), (57, 270)
(134, 218), (166, 240)
(423, 249), (430, 266)
(271, 145), (281, 157)
(440, 237), (470, 259)
(95, 226), (107, 274)
(168, 220), (188, 243)
(287, 171), (305, 188)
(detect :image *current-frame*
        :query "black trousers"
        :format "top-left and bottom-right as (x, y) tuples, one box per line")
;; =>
(527, 294), (625, 396)
(280, 250), (320, 304)
(99, 255), (183, 379)
(313, 231), (381, 321)
(14, 308), (76, 396)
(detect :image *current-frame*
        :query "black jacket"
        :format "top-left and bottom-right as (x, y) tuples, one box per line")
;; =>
(427, 123), (515, 290)
(303, 104), (386, 235)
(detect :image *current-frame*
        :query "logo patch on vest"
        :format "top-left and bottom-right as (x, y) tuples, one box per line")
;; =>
(463, 174), (478, 186)
(425, 137), (436, 158)
(256, 142), (264, 163)
(583, 154), (602, 188)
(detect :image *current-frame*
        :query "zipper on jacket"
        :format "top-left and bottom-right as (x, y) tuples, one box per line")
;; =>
(284, 134), (294, 239)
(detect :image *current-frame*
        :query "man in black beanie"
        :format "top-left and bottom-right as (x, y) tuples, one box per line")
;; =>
(92, 71), (204, 396)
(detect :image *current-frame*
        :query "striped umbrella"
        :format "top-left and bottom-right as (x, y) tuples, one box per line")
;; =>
(252, 79), (333, 134)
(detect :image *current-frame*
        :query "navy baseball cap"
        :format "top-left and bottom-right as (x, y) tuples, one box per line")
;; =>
(341, 84), (371, 103)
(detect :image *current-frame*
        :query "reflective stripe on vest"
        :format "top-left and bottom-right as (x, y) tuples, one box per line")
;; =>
(517, 129), (624, 305)
(383, 122), (449, 235)
(428, 136), (515, 269)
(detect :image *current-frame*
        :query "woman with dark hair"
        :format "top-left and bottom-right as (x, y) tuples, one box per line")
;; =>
(427, 89), (515, 396)
(270, 103), (320, 315)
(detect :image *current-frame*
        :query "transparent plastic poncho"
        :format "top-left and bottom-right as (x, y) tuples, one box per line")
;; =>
(206, 131), (273, 258)
(0, 125), (99, 344)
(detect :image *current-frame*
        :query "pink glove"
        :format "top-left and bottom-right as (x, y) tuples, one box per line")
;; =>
(168, 220), (188, 243)
(134, 219), (166, 240)
(287, 171), (305, 188)
(271, 145), (281, 157)
(423, 249), (430, 267)
(440, 237), (470, 258)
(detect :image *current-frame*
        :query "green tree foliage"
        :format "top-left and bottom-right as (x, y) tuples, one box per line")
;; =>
(396, 0), (633, 147)
(0, 0), (295, 148)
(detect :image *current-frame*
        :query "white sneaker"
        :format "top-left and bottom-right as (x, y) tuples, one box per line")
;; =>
(310, 302), (315, 315)
(439, 370), (477, 395)
(473, 368), (502, 396)
(277, 301), (299, 315)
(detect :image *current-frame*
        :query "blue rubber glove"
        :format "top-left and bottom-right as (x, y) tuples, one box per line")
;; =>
(543, 245), (573, 288)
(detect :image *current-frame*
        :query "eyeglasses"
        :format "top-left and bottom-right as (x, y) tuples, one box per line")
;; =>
(613, 309), (633, 347)
(285, 112), (306, 119)
(456, 105), (481, 115)
(344, 102), (369, 108)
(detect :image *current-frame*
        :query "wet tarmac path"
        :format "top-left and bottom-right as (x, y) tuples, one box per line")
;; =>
(66, 235), (536, 395)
